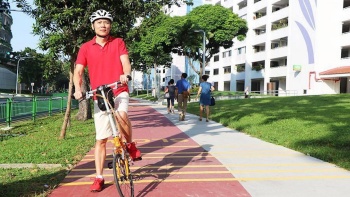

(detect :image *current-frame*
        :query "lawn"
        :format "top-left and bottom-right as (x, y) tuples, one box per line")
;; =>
(0, 111), (96, 197)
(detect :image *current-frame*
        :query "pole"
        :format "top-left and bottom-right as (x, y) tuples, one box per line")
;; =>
(15, 57), (33, 95)
(15, 59), (21, 95)
(202, 31), (206, 76)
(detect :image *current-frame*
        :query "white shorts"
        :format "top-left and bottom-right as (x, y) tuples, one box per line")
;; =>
(93, 91), (129, 140)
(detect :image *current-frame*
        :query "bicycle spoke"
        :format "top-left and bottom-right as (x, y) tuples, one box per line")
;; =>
(113, 154), (134, 197)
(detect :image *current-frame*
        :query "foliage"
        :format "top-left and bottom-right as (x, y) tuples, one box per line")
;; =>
(128, 4), (248, 77)
(128, 12), (175, 71)
(183, 4), (248, 75)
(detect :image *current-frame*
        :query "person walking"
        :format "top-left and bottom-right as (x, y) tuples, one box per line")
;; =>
(196, 75), (214, 122)
(244, 86), (249, 98)
(165, 79), (176, 114)
(73, 9), (141, 192)
(175, 73), (191, 121)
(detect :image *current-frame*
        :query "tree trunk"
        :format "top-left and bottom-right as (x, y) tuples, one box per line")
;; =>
(75, 72), (92, 121)
(59, 68), (73, 139)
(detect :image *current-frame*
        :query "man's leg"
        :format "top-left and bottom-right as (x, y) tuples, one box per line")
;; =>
(178, 94), (183, 113)
(116, 111), (132, 143)
(95, 139), (108, 176)
(114, 92), (141, 161)
(91, 102), (113, 192)
(183, 97), (188, 114)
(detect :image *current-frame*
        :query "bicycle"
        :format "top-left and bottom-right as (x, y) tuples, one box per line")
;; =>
(79, 79), (134, 197)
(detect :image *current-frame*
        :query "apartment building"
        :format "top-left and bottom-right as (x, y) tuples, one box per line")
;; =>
(0, 8), (14, 90)
(204, 0), (350, 95)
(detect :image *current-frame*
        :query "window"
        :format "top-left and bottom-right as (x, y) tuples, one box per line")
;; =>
(214, 55), (219, 62)
(236, 64), (245, 72)
(223, 66), (231, 74)
(163, 69), (165, 73)
(162, 78), (165, 82)
(213, 68), (219, 75)
(237, 47), (245, 55)
(222, 50), (232, 58)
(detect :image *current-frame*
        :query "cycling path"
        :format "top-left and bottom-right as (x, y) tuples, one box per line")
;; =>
(50, 99), (350, 197)
(49, 99), (250, 197)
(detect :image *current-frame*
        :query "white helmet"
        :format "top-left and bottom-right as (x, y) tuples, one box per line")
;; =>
(89, 9), (113, 23)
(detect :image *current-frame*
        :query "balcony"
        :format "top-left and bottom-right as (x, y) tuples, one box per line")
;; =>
(252, 33), (267, 45)
(252, 51), (266, 62)
(269, 66), (287, 78)
(237, 6), (247, 17)
(270, 46), (288, 59)
(236, 71), (245, 80)
(235, 53), (246, 64)
(252, 15), (268, 29)
(270, 25), (289, 40)
(221, 0), (234, 8)
(341, 32), (350, 47)
(253, 0), (268, 12)
(251, 69), (264, 79)
(271, 7), (289, 22)
(343, 4), (350, 21)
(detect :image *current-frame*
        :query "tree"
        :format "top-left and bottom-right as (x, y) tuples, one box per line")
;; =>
(183, 4), (248, 76)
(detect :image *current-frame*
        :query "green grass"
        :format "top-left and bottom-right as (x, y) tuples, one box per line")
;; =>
(130, 91), (159, 101)
(187, 94), (350, 169)
(0, 110), (95, 197)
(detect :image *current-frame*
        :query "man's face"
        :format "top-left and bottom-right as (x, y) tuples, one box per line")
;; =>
(92, 19), (111, 37)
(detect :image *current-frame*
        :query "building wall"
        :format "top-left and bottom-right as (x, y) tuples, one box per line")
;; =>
(0, 10), (14, 90)
(0, 67), (15, 89)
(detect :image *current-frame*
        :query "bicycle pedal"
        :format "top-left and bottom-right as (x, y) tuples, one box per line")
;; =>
(133, 157), (142, 162)
(107, 162), (113, 169)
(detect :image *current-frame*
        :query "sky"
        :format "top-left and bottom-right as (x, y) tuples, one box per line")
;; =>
(9, 0), (40, 52)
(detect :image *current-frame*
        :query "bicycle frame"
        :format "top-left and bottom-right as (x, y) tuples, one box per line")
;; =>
(83, 80), (134, 197)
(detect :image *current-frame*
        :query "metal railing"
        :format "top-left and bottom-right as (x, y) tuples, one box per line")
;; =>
(0, 96), (78, 128)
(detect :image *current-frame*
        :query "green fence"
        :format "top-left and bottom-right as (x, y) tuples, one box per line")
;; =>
(0, 96), (78, 127)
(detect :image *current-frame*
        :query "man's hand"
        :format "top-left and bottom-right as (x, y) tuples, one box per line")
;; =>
(120, 74), (131, 84)
(73, 91), (83, 101)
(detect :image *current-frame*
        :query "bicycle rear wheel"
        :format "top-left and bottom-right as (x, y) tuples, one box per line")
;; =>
(113, 153), (134, 197)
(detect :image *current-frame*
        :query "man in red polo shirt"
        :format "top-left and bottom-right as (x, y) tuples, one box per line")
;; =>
(73, 9), (141, 192)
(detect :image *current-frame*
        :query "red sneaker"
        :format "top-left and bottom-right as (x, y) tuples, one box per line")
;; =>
(127, 142), (142, 161)
(90, 178), (104, 192)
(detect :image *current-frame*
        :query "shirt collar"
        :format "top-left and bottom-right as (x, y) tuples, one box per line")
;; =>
(90, 36), (114, 45)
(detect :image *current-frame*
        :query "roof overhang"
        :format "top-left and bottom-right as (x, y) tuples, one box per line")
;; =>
(319, 66), (350, 78)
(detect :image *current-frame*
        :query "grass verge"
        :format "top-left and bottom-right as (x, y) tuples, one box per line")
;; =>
(0, 110), (95, 197)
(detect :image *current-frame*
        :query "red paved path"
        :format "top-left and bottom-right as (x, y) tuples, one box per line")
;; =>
(49, 103), (251, 197)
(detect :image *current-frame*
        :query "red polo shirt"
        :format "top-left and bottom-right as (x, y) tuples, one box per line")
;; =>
(76, 36), (129, 96)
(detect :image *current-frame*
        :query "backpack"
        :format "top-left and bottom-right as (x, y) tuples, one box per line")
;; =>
(96, 87), (114, 111)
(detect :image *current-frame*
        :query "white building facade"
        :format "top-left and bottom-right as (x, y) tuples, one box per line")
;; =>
(202, 0), (350, 95)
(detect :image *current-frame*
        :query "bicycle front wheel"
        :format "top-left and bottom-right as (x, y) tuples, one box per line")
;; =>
(113, 153), (134, 197)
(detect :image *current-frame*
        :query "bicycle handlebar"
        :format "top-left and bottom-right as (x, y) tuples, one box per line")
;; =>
(73, 75), (132, 101)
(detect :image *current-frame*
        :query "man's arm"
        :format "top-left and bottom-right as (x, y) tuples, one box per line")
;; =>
(73, 64), (85, 100)
(120, 54), (131, 84)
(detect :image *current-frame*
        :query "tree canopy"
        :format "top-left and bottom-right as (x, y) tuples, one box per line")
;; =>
(129, 4), (248, 76)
